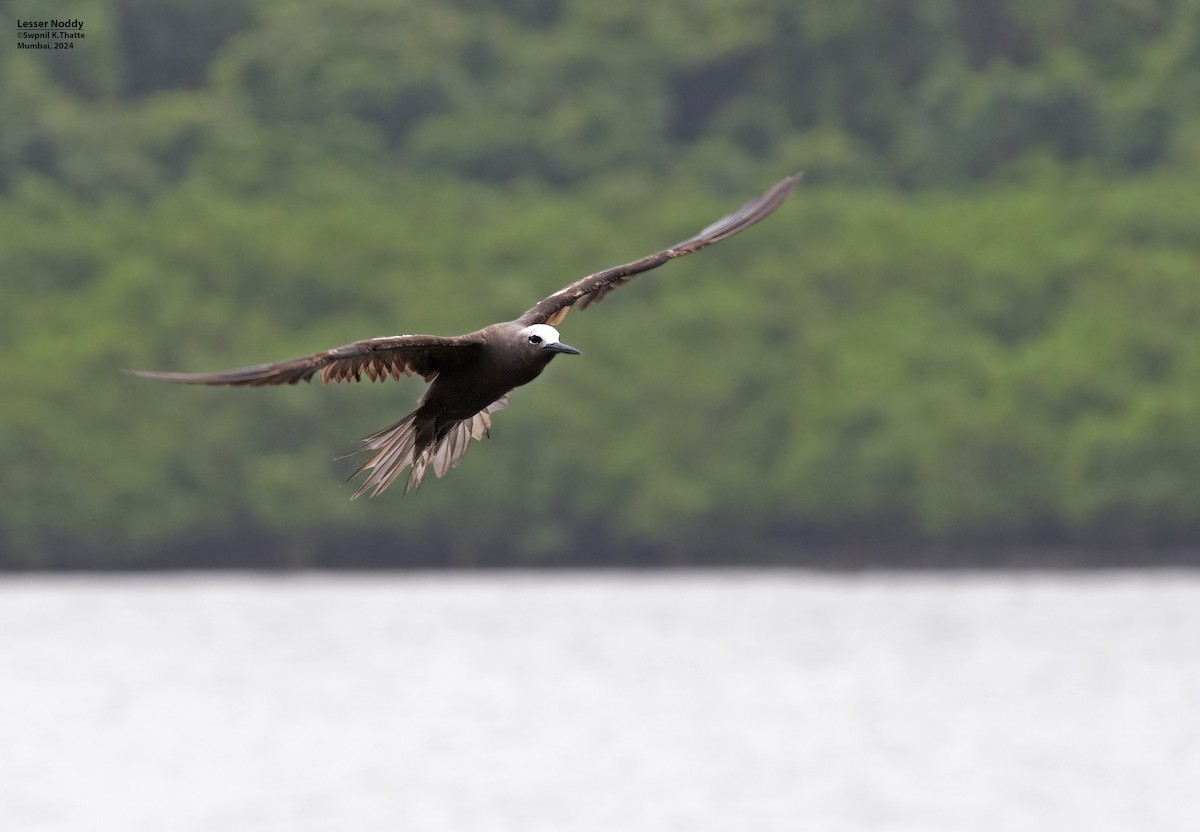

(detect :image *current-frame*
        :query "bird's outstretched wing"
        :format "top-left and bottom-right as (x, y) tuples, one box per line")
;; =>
(130, 334), (483, 387)
(517, 173), (801, 327)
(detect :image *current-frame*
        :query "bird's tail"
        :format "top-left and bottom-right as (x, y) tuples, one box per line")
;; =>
(343, 397), (508, 498)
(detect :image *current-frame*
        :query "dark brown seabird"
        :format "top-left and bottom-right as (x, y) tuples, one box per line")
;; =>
(132, 173), (802, 497)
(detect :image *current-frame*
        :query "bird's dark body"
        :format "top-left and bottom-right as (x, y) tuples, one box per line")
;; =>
(132, 174), (802, 496)
(419, 323), (554, 436)
(427, 325), (545, 419)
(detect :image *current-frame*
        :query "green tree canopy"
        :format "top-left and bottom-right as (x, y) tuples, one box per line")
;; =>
(3, 0), (1199, 566)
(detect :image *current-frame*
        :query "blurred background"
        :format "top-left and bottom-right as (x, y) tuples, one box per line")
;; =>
(5, 4), (1200, 832)
(2, 0), (1199, 570)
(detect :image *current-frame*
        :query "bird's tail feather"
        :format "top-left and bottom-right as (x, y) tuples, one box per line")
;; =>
(343, 397), (508, 498)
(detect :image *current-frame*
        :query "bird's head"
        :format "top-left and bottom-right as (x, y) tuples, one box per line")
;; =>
(517, 324), (581, 358)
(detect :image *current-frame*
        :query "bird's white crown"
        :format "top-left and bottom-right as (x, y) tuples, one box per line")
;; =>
(518, 324), (563, 347)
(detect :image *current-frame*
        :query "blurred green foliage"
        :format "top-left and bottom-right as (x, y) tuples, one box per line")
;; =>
(2, 0), (1199, 566)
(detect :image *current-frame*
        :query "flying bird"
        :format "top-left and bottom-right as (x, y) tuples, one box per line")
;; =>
(133, 173), (801, 497)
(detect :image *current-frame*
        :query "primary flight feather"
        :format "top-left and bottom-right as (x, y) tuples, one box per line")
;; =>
(132, 173), (802, 497)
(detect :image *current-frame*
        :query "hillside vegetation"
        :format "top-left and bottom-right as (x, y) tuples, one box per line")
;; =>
(4, 0), (1199, 566)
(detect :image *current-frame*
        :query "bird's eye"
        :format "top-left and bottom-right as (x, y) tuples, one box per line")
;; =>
(528, 334), (543, 345)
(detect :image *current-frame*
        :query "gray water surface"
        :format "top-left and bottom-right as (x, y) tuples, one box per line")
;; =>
(2, 571), (1198, 832)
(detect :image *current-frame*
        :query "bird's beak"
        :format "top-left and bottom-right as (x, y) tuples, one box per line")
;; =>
(546, 341), (581, 356)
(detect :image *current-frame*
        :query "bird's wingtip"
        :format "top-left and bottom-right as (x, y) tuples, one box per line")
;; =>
(777, 171), (804, 193)
(125, 368), (189, 382)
